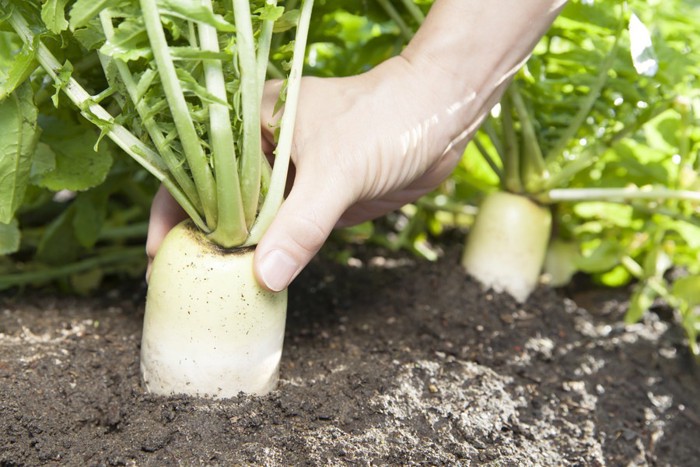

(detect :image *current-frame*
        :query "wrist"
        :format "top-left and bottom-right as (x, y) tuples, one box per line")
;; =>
(394, 0), (567, 152)
(401, 0), (566, 101)
(402, 0), (566, 84)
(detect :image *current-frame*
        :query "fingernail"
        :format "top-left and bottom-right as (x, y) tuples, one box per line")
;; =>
(259, 249), (299, 292)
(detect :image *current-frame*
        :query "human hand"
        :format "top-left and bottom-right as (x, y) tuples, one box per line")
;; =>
(253, 56), (479, 291)
(146, 55), (476, 286)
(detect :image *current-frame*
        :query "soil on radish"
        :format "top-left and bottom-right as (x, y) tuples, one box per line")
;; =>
(1, 243), (699, 465)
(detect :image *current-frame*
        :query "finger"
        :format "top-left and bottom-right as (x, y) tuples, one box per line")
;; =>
(254, 172), (352, 292)
(146, 185), (188, 281)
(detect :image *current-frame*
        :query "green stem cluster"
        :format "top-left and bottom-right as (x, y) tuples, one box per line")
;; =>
(9, 0), (316, 249)
(244, 0), (315, 245)
(471, 16), (699, 213)
(140, 0), (219, 229)
(473, 12), (625, 199)
(199, 0), (248, 246)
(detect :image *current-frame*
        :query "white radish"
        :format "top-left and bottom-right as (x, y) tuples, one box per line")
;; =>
(461, 191), (552, 302)
(141, 221), (287, 398)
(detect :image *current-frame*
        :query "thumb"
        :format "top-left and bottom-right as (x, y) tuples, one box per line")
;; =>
(254, 175), (351, 292)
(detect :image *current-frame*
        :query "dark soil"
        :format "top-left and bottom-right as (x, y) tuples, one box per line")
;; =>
(1, 244), (699, 466)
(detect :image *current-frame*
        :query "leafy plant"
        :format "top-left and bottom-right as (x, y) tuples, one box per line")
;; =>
(0, 5), (157, 292)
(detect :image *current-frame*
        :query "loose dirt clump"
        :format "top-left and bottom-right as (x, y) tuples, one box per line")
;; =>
(1, 245), (699, 465)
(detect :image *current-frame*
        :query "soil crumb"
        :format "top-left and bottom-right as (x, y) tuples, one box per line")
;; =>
(1, 245), (699, 465)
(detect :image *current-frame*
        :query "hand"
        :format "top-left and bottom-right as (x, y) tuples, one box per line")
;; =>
(146, 56), (475, 286)
(253, 56), (477, 291)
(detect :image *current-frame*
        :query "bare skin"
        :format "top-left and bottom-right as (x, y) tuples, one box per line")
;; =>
(147, 0), (567, 291)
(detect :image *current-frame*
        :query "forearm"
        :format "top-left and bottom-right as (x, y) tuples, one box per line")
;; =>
(398, 0), (567, 151)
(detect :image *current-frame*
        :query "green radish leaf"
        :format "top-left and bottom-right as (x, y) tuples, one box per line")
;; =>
(643, 114), (680, 153)
(575, 240), (622, 273)
(72, 22), (107, 50)
(610, 141), (669, 183)
(0, 40), (39, 101)
(99, 17), (150, 62)
(73, 191), (107, 248)
(668, 220), (700, 249)
(273, 10), (300, 33)
(160, 15), (184, 40)
(598, 265), (633, 288)
(37, 117), (113, 192)
(51, 60), (74, 107)
(41, 0), (70, 34)
(642, 246), (672, 279)
(0, 82), (39, 224)
(272, 78), (288, 116)
(157, 0), (235, 32)
(36, 206), (81, 265)
(70, 268), (104, 295)
(176, 68), (230, 107)
(0, 8), (11, 25)
(29, 142), (56, 183)
(68, 0), (110, 30)
(0, 219), (21, 255)
(256, 5), (284, 22)
(573, 202), (634, 227)
(456, 141), (502, 193)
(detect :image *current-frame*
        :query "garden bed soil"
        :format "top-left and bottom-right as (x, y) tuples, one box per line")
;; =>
(1, 244), (699, 465)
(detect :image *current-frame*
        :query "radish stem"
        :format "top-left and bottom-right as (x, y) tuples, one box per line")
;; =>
(544, 187), (700, 203)
(140, 0), (218, 228)
(544, 37), (619, 164)
(400, 0), (426, 24)
(377, 0), (414, 41)
(509, 83), (548, 193)
(245, 0), (315, 246)
(232, 0), (263, 227)
(98, 12), (205, 218)
(199, 0), (248, 247)
(473, 136), (504, 181)
(501, 95), (523, 193)
(257, 0), (278, 100)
